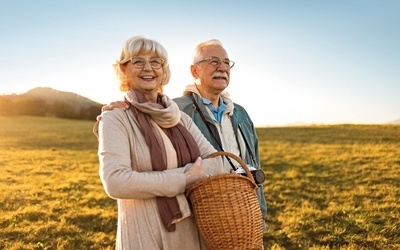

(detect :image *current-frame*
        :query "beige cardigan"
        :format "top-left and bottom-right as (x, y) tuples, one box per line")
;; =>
(98, 108), (223, 250)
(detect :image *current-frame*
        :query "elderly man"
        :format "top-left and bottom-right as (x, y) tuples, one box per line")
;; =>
(174, 39), (267, 232)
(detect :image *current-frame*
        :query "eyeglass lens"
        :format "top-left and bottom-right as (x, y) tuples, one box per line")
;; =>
(131, 58), (163, 69)
(199, 57), (234, 68)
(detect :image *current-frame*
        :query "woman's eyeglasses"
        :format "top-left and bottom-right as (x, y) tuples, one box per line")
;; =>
(128, 57), (164, 69)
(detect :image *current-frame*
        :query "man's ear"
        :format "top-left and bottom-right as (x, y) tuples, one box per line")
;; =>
(190, 64), (198, 78)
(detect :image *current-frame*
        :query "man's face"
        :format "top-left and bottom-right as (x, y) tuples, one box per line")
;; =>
(192, 45), (231, 94)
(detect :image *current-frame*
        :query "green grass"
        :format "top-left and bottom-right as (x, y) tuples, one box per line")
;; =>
(0, 116), (399, 249)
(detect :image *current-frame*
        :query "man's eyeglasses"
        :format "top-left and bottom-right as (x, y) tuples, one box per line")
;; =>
(128, 57), (164, 69)
(197, 57), (235, 69)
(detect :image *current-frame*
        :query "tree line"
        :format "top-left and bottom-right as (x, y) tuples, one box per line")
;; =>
(0, 96), (102, 120)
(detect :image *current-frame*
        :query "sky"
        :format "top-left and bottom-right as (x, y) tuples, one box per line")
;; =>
(1, 0), (399, 127)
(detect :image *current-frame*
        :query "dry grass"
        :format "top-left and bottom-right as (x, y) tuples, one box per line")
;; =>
(0, 116), (116, 249)
(259, 125), (400, 249)
(0, 117), (399, 249)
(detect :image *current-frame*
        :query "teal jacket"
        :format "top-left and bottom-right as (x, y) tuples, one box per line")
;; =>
(174, 90), (267, 231)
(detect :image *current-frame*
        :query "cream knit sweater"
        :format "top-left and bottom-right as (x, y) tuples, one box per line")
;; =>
(98, 108), (223, 250)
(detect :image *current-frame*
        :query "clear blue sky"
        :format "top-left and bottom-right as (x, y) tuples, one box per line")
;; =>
(1, 0), (399, 126)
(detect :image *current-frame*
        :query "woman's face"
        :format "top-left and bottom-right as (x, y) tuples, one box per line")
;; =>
(122, 51), (164, 97)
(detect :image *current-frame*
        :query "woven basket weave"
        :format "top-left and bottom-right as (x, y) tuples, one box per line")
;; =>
(186, 151), (263, 250)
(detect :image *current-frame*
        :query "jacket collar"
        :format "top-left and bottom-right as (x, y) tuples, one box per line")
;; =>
(182, 84), (235, 116)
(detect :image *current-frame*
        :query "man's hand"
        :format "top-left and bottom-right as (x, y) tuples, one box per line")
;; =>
(101, 101), (130, 112)
(97, 101), (130, 121)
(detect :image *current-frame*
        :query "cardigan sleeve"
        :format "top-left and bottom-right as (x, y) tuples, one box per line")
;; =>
(98, 110), (187, 200)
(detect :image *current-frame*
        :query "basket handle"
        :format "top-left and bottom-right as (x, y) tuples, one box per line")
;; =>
(205, 151), (255, 183)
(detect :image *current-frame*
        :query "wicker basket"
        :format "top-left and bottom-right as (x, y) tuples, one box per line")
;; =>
(186, 151), (263, 250)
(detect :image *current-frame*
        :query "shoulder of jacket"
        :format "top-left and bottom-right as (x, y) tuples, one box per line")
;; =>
(233, 102), (245, 110)
(173, 94), (192, 105)
(232, 102), (249, 115)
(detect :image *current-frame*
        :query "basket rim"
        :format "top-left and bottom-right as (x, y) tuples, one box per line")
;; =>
(205, 151), (255, 182)
(186, 172), (258, 198)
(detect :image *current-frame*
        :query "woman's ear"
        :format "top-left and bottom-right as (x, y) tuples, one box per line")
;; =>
(120, 64), (127, 74)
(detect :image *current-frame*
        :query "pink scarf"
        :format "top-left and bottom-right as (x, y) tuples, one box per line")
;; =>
(126, 89), (200, 232)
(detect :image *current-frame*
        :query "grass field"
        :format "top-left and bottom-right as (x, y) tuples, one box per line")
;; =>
(0, 116), (399, 249)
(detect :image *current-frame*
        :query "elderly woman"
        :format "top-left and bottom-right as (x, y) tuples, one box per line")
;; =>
(97, 36), (223, 249)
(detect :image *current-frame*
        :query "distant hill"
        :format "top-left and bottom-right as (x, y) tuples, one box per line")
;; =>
(389, 119), (400, 124)
(21, 87), (101, 109)
(0, 87), (103, 120)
